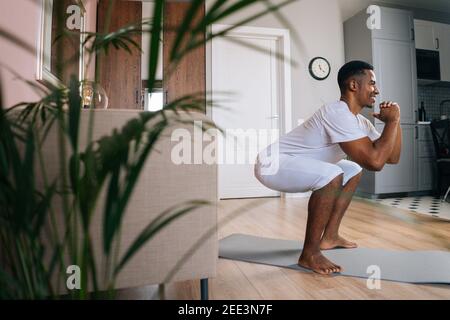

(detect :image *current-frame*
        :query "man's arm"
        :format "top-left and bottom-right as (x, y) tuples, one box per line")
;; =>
(339, 103), (400, 171)
(386, 122), (401, 164)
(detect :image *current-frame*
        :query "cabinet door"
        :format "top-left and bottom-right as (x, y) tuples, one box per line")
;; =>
(414, 19), (439, 50)
(372, 7), (413, 42)
(436, 23), (450, 82)
(373, 38), (417, 124)
(163, 1), (206, 110)
(375, 124), (416, 193)
(97, 0), (142, 109)
(418, 157), (435, 191)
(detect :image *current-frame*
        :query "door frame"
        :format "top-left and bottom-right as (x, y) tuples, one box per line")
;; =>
(208, 24), (293, 135)
(208, 24), (293, 199)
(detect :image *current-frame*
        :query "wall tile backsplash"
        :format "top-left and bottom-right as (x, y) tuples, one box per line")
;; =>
(417, 84), (450, 121)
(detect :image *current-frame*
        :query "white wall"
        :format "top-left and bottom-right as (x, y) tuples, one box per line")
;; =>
(206, 0), (349, 129)
(0, 0), (97, 109)
(0, 0), (41, 108)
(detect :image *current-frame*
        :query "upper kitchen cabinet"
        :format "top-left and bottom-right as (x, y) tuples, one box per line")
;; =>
(371, 7), (414, 42)
(414, 19), (439, 50)
(414, 19), (450, 82)
(436, 23), (450, 82)
(344, 7), (417, 125)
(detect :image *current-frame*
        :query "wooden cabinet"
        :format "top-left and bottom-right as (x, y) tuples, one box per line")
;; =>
(97, 0), (142, 109)
(96, 1), (206, 110)
(163, 1), (206, 111)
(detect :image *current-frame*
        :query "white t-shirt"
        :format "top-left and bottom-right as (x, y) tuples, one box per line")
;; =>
(278, 100), (381, 163)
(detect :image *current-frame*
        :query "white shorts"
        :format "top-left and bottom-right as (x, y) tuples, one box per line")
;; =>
(254, 153), (362, 193)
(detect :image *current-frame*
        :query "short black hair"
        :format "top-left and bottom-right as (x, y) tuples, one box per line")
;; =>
(338, 60), (374, 93)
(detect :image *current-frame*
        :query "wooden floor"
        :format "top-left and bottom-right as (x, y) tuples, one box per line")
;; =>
(121, 196), (450, 300)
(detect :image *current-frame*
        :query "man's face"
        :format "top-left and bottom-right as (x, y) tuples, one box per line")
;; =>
(356, 70), (379, 108)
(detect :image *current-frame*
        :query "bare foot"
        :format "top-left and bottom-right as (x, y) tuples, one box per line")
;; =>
(320, 235), (357, 250)
(298, 251), (342, 275)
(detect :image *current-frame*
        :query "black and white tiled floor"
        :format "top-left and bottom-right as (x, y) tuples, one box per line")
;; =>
(368, 196), (450, 221)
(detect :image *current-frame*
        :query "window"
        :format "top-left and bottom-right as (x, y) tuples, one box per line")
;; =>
(145, 90), (164, 112)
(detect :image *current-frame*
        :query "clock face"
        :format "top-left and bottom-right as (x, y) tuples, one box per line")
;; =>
(309, 57), (330, 80)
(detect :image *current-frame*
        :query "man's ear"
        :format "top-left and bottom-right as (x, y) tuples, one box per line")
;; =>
(348, 79), (358, 92)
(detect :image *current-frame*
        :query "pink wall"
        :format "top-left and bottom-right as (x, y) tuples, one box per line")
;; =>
(0, 0), (42, 108)
(0, 0), (98, 108)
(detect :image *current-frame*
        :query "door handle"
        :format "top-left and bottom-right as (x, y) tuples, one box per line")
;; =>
(268, 114), (279, 119)
(436, 38), (440, 50)
(415, 126), (418, 139)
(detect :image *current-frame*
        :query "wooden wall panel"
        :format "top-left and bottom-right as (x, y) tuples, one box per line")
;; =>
(97, 0), (142, 109)
(163, 1), (206, 112)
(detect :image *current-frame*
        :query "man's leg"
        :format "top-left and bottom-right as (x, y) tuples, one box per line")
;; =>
(320, 171), (362, 250)
(298, 174), (343, 275)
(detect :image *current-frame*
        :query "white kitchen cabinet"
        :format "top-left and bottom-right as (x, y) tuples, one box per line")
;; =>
(344, 7), (418, 196)
(414, 19), (439, 50)
(418, 158), (435, 191)
(374, 124), (417, 194)
(416, 125), (436, 191)
(436, 23), (450, 82)
(372, 38), (417, 124)
(372, 7), (415, 41)
(414, 19), (450, 82)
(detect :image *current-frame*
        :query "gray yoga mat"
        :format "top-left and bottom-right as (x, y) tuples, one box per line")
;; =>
(219, 233), (450, 284)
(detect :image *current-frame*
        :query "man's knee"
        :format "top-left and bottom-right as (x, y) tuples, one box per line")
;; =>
(328, 173), (344, 188)
(340, 163), (362, 186)
(351, 170), (363, 182)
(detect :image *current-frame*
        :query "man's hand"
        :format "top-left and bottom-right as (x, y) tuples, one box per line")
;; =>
(372, 101), (400, 123)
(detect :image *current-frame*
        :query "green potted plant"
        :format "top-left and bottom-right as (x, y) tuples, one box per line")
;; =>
(0, 0), (296, 299)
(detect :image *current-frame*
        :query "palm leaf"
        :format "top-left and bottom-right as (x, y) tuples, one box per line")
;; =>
(68, 76), (81, 151)
(147, 0), (164, 93)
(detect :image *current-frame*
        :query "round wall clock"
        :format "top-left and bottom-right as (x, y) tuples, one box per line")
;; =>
(308, 57), (331, 80)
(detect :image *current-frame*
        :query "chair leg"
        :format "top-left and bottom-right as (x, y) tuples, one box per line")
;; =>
(200, 278), (208, 300)
(443, 186), (450, 203)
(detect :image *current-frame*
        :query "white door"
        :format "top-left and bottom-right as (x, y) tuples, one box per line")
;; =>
(212, 26), (290, 199)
